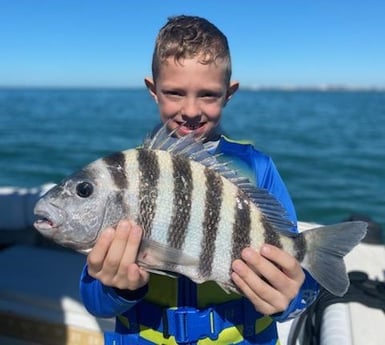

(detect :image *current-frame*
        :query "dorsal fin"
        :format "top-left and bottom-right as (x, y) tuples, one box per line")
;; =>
(144, 123), (228, 174)
(144, 123), (295, 233)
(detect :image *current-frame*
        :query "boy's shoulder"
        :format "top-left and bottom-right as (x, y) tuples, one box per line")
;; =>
(217, 135), (272, 162)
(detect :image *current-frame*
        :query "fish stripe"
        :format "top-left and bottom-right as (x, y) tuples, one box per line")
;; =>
(230, 191), (251, 267)
(199, 168), (223, 278)
(167, 155), (193, 249)
(262, 217), (283, 249)
(294, 234), (306, 262)
(103, 152), (128, 189)
(137, 149), (160, 237)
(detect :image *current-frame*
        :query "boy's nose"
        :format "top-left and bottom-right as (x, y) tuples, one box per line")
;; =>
(181, 99), (201, 119)
(182, 113), (202, 123)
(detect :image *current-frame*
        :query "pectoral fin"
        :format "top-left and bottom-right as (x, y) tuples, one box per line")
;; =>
(137, 238), (198, 273)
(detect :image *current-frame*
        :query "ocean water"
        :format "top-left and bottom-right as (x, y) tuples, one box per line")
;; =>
(1, 88), (384, 230)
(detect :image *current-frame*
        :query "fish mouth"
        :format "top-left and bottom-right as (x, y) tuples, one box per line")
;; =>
(34, 210), (58, 231)
(33, 200), (65, 235)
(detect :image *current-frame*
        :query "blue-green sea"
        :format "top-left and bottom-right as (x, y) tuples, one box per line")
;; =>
(1, 88), (384, 230)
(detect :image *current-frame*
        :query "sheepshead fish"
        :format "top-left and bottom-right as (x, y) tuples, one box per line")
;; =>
(34, 124), (367, 296)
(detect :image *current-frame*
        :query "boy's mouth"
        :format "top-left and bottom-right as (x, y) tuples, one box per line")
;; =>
(177, 121), (205, 131)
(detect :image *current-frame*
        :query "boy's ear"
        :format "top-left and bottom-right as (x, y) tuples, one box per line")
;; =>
(225, 81), (239, 105)
(144, 77), (158, 103)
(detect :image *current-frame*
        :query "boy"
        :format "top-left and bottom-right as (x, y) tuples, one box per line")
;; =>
(80, 15), (319, 344)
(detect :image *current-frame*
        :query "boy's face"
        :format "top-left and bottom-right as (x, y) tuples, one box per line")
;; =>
(145, 57), (238, 138)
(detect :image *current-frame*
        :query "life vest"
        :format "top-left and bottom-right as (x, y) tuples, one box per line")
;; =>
(104, 137), (287, 345)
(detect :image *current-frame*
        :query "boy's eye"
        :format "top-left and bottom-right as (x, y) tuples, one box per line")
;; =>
(164, 90), (183, 97)
(202, 93), (216, 98)
(200, 92), (222, 101)
(200, 91), (222, 99)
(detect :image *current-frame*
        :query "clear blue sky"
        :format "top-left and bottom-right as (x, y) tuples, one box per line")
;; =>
(1, 0), (384, 88)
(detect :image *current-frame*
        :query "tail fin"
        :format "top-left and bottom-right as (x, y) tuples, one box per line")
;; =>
(301, 221), (367, 296)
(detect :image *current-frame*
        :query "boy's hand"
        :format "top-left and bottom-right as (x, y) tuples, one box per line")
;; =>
(231, 245), (305, 315)
(87, 220), (150, 291)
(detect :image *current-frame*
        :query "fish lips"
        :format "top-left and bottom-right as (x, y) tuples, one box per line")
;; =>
(33, 199), (66, 236)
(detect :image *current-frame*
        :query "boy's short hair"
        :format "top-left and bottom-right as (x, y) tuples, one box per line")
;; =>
(151, 15), (232, 84)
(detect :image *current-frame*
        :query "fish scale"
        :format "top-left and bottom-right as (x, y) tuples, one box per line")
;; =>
(167, 154), (193, 250)
(230, 191), (252, 272)
(181, 156), (208, 276)
(199, 166), (223, 279)
(137, 149), (160, 238)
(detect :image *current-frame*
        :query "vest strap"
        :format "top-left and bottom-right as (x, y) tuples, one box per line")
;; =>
(134, 299), (247, 344)
(104, 331), (156, 345)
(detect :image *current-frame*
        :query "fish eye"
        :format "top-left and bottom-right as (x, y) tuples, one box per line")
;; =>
(76, 181), (94, 198)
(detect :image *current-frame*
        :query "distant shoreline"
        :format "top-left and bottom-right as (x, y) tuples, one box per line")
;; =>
(1, 85), (384, 92)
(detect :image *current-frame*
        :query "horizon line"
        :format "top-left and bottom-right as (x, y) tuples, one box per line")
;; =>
(1, 84), (385, 92)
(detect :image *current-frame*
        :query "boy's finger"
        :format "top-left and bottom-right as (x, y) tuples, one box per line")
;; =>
(118, 223), (143, 273)
(231, 269), (277, 315)
(258, 245), (305, 296)
(87, 227), (115, 274)
(260, 245), (303, 279)
(102, 220), (132, 275)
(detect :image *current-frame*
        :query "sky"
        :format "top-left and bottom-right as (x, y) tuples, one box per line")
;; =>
(1, 0), (384, 89)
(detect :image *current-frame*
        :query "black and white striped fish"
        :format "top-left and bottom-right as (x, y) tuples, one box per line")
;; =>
(33, 124), (367, 296)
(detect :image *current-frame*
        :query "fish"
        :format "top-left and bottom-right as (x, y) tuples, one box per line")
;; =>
(33, 124), (367, 296)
